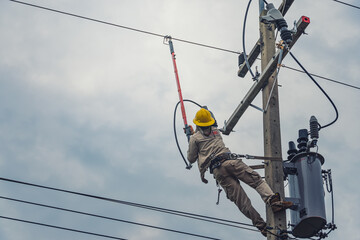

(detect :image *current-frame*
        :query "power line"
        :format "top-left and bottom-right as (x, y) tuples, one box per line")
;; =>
(0, 195), (222, 240)
(9, 0), (239, 54)
(8, 1), (359, 91)
(281, 64), (360, 90)
(0, 215), (127, 240)
(332, 0), (360, 10)
(0, 177), (257, 231)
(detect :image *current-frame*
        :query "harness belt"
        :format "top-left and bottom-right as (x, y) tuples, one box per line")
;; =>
(209, 153), (232, 174)
(209, 152), (282, 174)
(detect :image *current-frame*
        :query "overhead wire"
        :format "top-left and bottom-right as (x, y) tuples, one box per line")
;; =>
(281, 64), (360, 90)
(9, 0), (239, 54)
(332, 0), (360, 10)
(8, 0), (359, 91)
(0, 177), (258, 232)
(0, 215), (127, 240)
(4, 1), (346, 239)
(252, 56), (360, 89)
(0, 195), (220, 240)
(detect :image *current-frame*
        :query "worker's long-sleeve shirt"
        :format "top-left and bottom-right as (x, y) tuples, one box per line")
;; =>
(187, 127), (230, 180)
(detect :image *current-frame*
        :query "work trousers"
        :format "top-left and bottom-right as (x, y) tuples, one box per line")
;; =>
(212, 159), (273, 228)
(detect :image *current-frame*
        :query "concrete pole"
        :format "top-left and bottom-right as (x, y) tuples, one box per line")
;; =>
(259, 9), (287, 240)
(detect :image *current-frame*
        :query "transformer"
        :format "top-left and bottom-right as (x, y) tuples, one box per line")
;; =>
(284, 116), (328, 238)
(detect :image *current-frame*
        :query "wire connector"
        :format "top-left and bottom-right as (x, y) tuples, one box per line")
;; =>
(261, 3), (292, 43)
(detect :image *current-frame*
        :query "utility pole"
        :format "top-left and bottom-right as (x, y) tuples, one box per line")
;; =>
(220, 1), (310, 239)
(259, 10), (286, 240)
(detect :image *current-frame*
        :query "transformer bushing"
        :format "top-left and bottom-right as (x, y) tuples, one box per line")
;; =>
(284, 127), (327, 238)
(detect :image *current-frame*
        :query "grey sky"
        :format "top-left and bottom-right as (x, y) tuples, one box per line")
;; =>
(0, 0), (359, 239)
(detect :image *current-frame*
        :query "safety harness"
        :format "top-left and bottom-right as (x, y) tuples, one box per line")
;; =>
(209, 153), (232, 174)
(209, 153), (282, 173)
(208, 152), (283, 205)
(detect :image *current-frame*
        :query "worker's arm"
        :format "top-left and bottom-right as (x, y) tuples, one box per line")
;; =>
(187, 136), (198, 164)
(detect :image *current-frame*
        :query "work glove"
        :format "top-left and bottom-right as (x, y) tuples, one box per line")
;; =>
(189, 125), (194, 135)
(184, 125), (194, 135)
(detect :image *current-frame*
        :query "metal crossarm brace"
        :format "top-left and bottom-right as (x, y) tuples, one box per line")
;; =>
(222, 16), (310, 135)
(238, 0), (294, 77)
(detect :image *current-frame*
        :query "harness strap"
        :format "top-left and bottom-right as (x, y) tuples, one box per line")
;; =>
(209, 152), (283, 174)
(209, 153), (232, 174)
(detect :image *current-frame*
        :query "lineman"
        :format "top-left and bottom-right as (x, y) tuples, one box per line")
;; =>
(187, 108), (292, 237)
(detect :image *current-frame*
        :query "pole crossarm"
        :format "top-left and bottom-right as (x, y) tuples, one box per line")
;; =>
(221, 16), (310, 135)
(238, 0), (295, 78)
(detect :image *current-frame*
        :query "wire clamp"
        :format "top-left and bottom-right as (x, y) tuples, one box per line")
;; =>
(163, 35), (171, 44)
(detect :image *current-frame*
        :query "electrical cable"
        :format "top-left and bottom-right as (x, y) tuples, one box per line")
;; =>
(254, 55), (360, 90)
(9, 0), (239, 54)
(0, 195), (220, 240)
(332, 0), (360, 10)
(288, 51), (339, 130)
(0, 177), (257, 231)
(0, 215), (127, 240)
(173, 99), (202, 168)
(8, 1), (359, 91)
(281, 64), (360, 90)
(242, 0), (257, 80)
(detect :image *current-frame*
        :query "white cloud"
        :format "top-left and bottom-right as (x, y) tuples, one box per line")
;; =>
(0, 0), (358, 239)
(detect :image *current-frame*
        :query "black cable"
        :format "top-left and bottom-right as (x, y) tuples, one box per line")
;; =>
(242, 0), (256, 79)
(288, 51), (339, 130)
(173, 99), (202, 169)
(0, 215), (127, 240)
(0, 177), (256, 230)
(9, 0), (239, 54)
(7, 1), (359, 91)
(282, 64), (360, 90)
(332, 0), (360, 10)
(0, 195), (220, 240)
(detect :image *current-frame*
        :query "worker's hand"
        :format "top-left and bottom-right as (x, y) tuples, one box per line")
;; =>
(201, 176), (208, 184)
(189, 125), (194, 135)
(184, 125), (194, 135)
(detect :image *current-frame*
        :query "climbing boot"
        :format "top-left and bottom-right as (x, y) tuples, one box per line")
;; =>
(260, 227), (267, 237)
(268, 193), (293, 213)
(279, 232), (289, 240)
(256, 222), (267, 237)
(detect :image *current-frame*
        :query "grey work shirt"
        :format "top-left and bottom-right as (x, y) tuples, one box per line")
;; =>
(187, 127), (230, 181)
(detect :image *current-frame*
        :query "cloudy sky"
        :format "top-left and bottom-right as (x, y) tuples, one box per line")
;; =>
(0, 0), (359, 239)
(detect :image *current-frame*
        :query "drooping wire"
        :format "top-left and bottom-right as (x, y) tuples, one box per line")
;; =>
(9, 0), (239, 54)
(0, 195), (220, 240)
(0, 177), (257, 231)
(173, 99), (202, 169)
(0, 215), (127, 240)
(288, 51), (339, 130)
(242, 0), (257, 80)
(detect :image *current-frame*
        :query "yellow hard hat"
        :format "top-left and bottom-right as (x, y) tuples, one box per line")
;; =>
(193, 108), (215, 127)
